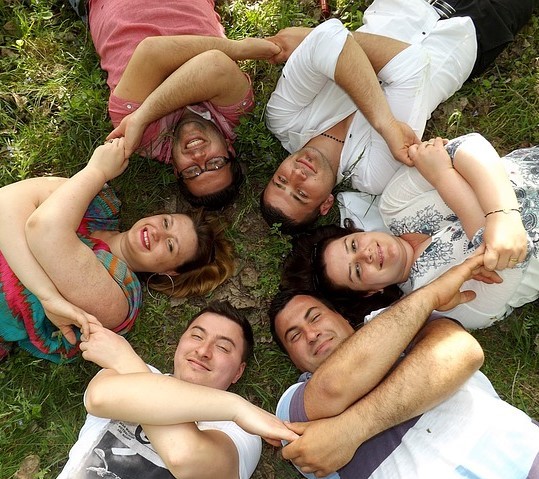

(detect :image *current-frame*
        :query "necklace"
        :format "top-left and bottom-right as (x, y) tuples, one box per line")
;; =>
(320, 132), (345, 144)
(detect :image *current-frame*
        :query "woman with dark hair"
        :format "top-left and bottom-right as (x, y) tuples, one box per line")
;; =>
(282, 133), (539, 329)
(0, 138), (234, 362)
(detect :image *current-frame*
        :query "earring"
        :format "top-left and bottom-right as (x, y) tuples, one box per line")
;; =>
(146, 272), (175, 300)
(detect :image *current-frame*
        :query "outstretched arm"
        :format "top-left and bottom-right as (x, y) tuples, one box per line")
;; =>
(81, 323), (297, 478)
(25, 139), (130, 328)
(409, 134), (527, 270)
(283, 319), (483, 476)
(108, 36), (280, 156)
(303, 254), (485, 419)
(282, 257), (486, 475)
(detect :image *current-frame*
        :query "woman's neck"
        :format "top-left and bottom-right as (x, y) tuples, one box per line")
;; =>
(92, 230), (128, 264)
(399, 232), (432, 277)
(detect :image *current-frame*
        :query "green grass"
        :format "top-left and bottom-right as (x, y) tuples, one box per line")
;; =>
(0, 0), (538, 477)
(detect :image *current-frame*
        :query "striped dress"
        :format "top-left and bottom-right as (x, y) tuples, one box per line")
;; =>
(0, 184), (141, 363)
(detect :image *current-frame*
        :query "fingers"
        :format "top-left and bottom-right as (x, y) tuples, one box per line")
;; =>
(263, 437), (283, 447)
(284, 421), (309, 434)
(59, 325), (77, 345)
(458, 289), (477, 304)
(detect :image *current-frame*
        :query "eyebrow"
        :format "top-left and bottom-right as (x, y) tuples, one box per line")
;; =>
(190, 325), (237, 348)
(271, 178), (307, 205)
(283, 306), (317, 341)
(344, 238), (354, 283)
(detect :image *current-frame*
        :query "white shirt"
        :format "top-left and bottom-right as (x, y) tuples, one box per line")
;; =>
(58, 367), (262, 479)
(266, 0), (477, 195)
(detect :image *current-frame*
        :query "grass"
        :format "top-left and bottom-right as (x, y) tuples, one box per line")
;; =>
(0, 0), (538, 477)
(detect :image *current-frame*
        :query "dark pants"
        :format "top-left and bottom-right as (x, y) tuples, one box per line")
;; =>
(445, 0), (537, 77)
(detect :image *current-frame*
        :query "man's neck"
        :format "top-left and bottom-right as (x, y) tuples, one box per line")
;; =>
(306, 114), (354, 180)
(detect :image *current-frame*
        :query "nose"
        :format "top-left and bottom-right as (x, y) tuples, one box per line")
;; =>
(291, 166), (307, 181)
(196, 341), (213, 359)
(305, 324), (321, 343)
(358, 246), (373, 264)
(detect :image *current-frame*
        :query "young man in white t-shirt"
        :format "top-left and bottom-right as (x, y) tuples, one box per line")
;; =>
(59, 301), (297, 479)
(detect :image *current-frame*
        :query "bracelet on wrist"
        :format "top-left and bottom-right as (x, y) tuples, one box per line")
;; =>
(484, 207), (522, 218)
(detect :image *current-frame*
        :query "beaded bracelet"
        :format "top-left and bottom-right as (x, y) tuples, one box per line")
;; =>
(484, 207), (522, 218)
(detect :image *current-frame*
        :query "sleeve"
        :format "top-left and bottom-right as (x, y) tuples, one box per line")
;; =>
(265, 19), (351, 148)
(276, 381), (310, 424)
(198, 421), (262, 479)
(94, 249), (142, 335)
(276, 381), (340, 479)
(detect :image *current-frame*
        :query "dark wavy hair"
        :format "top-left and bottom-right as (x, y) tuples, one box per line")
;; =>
(188, 300), (254, 362)
(280, 222), (402, 326)
(177, 157), (244, 210)
(259, 188), (320, 235)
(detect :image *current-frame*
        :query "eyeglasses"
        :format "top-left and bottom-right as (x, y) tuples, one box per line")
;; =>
(179, 156), (230, 180)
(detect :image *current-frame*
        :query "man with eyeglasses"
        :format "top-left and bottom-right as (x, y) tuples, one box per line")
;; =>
(68, 0), (280, 209)
(260, 0), (535, 233)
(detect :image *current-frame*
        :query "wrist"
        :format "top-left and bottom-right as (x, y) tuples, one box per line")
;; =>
(484, 207), (521, 218)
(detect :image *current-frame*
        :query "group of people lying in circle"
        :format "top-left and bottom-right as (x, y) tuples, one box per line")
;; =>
(2, 0), (539, 477)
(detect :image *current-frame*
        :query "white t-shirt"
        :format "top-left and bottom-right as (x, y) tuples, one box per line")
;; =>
(58, 367), (261, 479)
(266, 0), (477, 195)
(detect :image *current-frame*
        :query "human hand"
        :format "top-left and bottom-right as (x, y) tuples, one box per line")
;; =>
(266, 27), (313, 63)
(422, 254), (491, 311)
(408, 137), (452, 185)
(236, 37), (282, 61)
(282, 417), (358, 477)
(233, 399), (299, 446)
(383, 120), (420, 166)
(106, 111), (148, 158)
(483, 210), (527, 271)
(469, 244), (503, 283)
(79, 321), (141, 372)
(87, 137), (129, 182)
(41, 295), (98, 345)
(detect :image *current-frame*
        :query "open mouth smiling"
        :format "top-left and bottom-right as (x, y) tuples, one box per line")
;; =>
(142, 228), (150, 250)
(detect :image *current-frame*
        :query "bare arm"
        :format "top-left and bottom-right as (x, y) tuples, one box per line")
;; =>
(108, 36), (279, 156)
(283, 319), (484, 476)
(81, 324), (297, 473)
(303, 254), (485, 419)
(115, 35), (280, 102)
(410, 135), (527, 270)
(25, 139), (130, 328)
(334, 34), (419, 166)
(0, 177), (96, 343)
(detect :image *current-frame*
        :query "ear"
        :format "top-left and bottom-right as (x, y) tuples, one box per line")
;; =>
(365, 289), (384, 297)
(231, 361), (246, 384)
(161, 270), (179, 277)
(319, 194), (335, 216)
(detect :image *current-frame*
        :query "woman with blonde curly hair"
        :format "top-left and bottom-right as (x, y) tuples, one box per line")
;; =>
(0, 138), (234, 363)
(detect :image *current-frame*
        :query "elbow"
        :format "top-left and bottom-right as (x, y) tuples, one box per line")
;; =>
(199, 49), (239, 76)
(464, 334), (485, 373)
(85, 377), (114, 417)
(307, 375), (351, 417)
(25, 213), (52, 246)
(161, 446), (202, 479)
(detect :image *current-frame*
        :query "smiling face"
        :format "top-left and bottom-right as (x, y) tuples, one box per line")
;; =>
(122, 213), (198, 274)
(263, 147), (336, 223)
(323, 231), (413, 293)
(173, 313), (246, 390)
(274, 295), (354, 373)
(172, 116), (233, 197)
